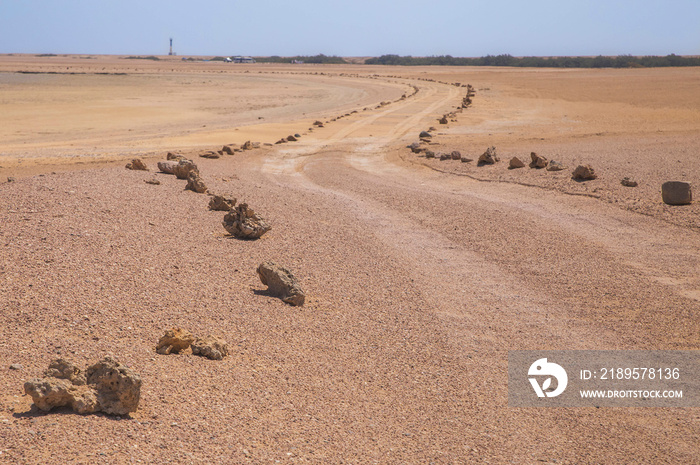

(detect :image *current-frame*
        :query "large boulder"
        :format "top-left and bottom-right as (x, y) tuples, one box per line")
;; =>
(256, 261), (305, 306)
(173, 159), (199, 180)
(209, 194), (236, 211)
(156, 328), (195, 355)
(662, 181), (692, 205)
(478, 146), (499, 165)
(24, 357), (141, 415)
(572, 164), (597, 181)
(222, 203), (271, 239)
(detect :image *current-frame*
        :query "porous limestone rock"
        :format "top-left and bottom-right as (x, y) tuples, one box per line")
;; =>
(529, 152), (548, 169)
(125, 159), (148, 171)
(572, 164), (597, 181)
(167, 152), (185, 161)
(208, 195), (236, 211)
(44, 359), (86, 385)
(509, 157), (525, 169)
(24, 378), (97, 414)
(85, 357), (142, 415)
(408, 142), (422, 154)
(156, 328), (195, 355)
(191, 336), (229, 360)
(257, 261), (305, 306)
(222, 203), (271, 239)
(478, 146), (499, 165)
(24, 357), (141, 415)
(173, 159), (199, 180)
(185, 171), (207, 193)
(157, 161), (178, 175)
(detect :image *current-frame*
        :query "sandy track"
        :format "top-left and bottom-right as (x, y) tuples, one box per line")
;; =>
(1, 61), (699, 463)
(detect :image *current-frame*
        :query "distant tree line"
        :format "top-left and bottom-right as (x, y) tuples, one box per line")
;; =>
(364, 54), (700, 68)
(255, 54), (347, 64)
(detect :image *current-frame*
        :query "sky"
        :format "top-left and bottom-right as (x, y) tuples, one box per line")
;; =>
(1, 0), (699, 57)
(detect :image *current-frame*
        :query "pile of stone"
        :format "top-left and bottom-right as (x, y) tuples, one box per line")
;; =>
(461, 85), (475, 108)
(156, 328), (229, 361)
(156, 157), (208, 193)
(24, 357), (141, 415)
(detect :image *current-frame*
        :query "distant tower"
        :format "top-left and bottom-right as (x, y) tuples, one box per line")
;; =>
(169, 38), (173, 56)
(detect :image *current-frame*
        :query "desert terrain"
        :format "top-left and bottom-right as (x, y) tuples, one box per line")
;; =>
(1, 55), (699, 463)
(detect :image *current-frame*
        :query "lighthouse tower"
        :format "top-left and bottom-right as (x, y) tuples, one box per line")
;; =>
(169, 38), (173, 56)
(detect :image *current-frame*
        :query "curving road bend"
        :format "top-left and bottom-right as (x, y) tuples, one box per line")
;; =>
(252, 77), (700, 462)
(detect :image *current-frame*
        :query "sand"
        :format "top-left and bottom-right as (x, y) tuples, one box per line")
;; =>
(0, 55), (699, 463)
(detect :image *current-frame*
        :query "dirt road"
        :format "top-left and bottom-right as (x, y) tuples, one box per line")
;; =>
(1, 61), (698, 463)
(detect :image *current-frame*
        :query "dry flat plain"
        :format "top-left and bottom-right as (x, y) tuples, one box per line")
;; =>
(1, 55), (699, 463)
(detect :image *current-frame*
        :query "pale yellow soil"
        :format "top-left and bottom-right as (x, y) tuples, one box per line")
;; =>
(0, 56), (699, 464)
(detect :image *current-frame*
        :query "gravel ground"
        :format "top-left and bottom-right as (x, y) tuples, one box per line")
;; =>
(1, 64), (699, 464)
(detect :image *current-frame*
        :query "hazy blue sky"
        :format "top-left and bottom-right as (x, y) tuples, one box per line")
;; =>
(1, 0), (699, 57)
